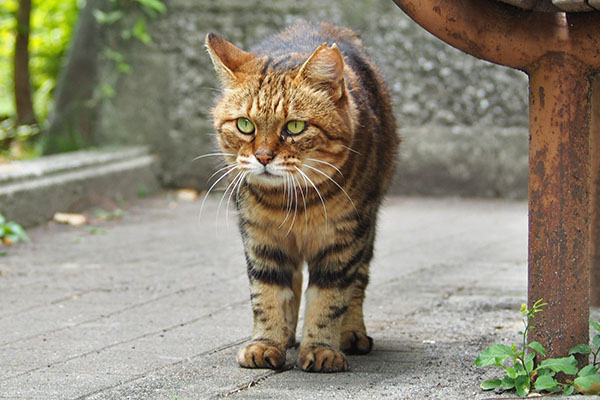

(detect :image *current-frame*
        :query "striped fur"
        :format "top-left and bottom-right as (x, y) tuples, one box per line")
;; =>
(206, 22), (399, 372)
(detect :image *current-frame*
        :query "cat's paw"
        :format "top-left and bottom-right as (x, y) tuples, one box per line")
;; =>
(298, 345), (349, 372)
(340, 330), (373, 355)
(237, 342), (286, 370)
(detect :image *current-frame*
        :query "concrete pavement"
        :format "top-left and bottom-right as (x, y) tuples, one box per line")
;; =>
(0, 194), (567, 399)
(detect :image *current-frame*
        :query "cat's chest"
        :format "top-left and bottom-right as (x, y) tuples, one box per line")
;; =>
(238, 185), (339, 236)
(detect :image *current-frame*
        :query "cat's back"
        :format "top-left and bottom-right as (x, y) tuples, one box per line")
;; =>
(250, 22), (364, 68)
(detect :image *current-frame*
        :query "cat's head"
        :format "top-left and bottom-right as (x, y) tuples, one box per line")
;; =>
(205, 33), (357, 189)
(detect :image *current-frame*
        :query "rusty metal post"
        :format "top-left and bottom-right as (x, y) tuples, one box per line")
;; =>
(392, 0), (600, 360)
(527, 54), (592, 358)
(591, 75), (600, 306)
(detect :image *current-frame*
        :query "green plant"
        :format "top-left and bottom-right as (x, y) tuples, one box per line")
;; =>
(0, 212), (29, 245)
(93, 208), (125, 221)
(0, 0), (80, 155)
(93, 0), (166, 100)
(476, 299), (600, 396)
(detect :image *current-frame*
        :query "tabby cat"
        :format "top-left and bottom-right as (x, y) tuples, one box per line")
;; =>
(205, 22), (399, 372)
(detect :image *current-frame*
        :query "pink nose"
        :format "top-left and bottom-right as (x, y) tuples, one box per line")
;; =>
(255, 150), (274, 165)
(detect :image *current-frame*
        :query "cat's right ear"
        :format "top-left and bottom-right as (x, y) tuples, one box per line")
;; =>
(205, 33), (256, 87)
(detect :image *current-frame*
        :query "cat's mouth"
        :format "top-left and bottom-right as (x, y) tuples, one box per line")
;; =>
(246, 167), (291, 187)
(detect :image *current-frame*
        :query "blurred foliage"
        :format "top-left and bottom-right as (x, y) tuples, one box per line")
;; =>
(0, 0), (81, 121)
(0, 0), (82, 159)
(0, 0), (165, 160)
(94, 0), (166, 88)
(0, 211), (29, 246)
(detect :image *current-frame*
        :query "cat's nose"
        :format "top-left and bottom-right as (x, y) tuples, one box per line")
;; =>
(255, 149), (274, 165)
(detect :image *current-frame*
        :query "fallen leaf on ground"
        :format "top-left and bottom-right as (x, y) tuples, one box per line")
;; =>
(176, 189), (199, 202)
(53, 212), (88, 226)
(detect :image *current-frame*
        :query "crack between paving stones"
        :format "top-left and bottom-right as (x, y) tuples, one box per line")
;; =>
(0, 274), (244, 347)
(0, 258), (218, 321)
(0, 300), (249, 382)
(71, 336), (252, 400)
(219, 368), (288, 399)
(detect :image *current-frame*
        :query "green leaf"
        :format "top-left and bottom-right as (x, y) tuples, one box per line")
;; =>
(135, 0), (166, 13)
(481, 379), (502, 390)
(539, 356), (578, 375)
(5, 222), (28, 241)
(536, 368), (554, 377)
(591, 320), (600, 332)
(524, 352), (535, 373)
(574, 374), (600, 391)
(505, 366), (517, 379)
(515, 374), (530, 397)
(501, 375), (516, 390)
(132, 17), (152, 44)
(570, 344), (592, 355)
(563, 385), (575, 395)
(92, 9), (123, 25)
(593, 334), (600, 348)
(528, 341), (547, 356)
(475, 344), (514, 367)
(534, 375), (559, 392)
(101, 83), (116, 98)
(578, 364), (598, 377)
(0, 213), (5, 225)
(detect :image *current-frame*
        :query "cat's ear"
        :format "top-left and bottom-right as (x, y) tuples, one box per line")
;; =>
(297, 42), (345, 101)
(205, 33), (256, 87)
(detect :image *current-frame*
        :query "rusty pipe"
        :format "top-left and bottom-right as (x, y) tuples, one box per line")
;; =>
(393, 0), (600, 361)
(392, 0), (600, 71)
(592, 75), (600, 307)
(527, 54), (592, 361)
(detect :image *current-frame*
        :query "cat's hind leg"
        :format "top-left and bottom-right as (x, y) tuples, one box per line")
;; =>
(339, 260), (373, 355)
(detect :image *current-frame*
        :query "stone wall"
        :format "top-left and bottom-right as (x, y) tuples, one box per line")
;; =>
(96, 0), (530, 198)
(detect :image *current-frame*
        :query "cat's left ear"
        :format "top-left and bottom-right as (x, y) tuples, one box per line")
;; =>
(297, 42), (345, 101)
(205, 33), (257, 87)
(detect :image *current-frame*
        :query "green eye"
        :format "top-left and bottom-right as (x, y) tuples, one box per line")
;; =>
(236, 118), (255, 134)
(286, 120), (306, 136)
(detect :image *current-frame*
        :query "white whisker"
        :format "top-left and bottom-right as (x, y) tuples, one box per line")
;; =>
(236, 171), (248, 205)
(295, 166), (328, 228)
(224, 171), (247, 229)
(217, 170), (243, 227)
(295, 174), (309, 231)
(199, 166), (239, 222)
(303, 164), (358, 217)
(306, 158), (344, 179)
(279, 173), (293, 229)
(207, 164), (236, 184)
(342, 145), (362, 156)
(284, 174), (299, 237)
(193, 152), (235, 161)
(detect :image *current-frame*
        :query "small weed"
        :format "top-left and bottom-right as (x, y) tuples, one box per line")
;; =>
(0, 212), (29, 245)
(93, 208), (125, 221)
(137, 183), (149, 198)
(476, 299), (600, 396)
(85, 226), (107, 235)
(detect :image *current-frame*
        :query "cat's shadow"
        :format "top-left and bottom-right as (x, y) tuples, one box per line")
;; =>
(279, 338), (429, 378)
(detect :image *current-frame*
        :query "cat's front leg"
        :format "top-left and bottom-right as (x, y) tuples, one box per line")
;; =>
(298, 284), (352, 372)
(237, 244), (302, 370)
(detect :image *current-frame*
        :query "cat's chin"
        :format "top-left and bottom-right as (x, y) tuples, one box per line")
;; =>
(246, 172), (287, 188)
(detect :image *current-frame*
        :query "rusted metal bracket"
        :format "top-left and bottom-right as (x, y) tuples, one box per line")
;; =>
(592, 76), (600, 307)
(392, 0), (600, 361)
